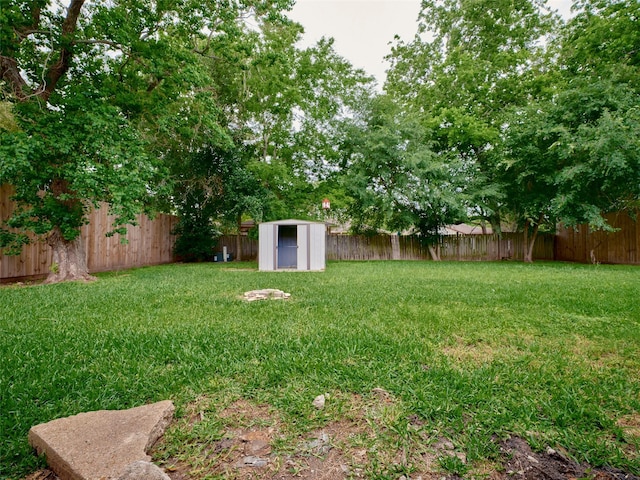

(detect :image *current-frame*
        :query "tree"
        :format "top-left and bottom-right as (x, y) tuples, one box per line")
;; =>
(0, 0), (292, 282)
(202, 13), (373, 223)
(171, 144), (268, 261)
(385, 0), (559, 236)
(0, 93), (161, 278)
(343, 96), (467, 259)
(502, 78), (640, 262)
(562, 0), (639, 87)
(500, 0), (640, 262)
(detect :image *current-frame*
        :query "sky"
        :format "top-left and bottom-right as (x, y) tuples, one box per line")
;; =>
(288, 0), (574, 88)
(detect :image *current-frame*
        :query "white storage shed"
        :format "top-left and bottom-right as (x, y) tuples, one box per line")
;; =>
(258, 219), (326, 271)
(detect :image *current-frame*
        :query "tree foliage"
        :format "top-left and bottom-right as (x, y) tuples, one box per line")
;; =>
(382, 0), (639, 261)
(2, 0), (639, 274)
(0, 0), (295, 279)
(343, 96), (467, 246)
(500, 0), (640, 256)
(385, 0), (559, 238)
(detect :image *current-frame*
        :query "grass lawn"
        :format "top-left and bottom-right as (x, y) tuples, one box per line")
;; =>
(1, 261), (639, 479)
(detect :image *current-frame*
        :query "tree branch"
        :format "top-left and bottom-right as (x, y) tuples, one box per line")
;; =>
(72, 39), (123, 49)
(15, 29), (52, 41)
(0, 55), (29, 100)
(1, 4), (46, 98)
(14, 5), (42, 42)
(40, 0), (86, 101)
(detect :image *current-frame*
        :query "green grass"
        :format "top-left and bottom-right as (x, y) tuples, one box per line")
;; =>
(1, 261), (639, 478)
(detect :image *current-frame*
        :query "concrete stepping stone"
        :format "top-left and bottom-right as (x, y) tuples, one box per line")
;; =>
(28, 400), (174, 480)
(243, 289), (291, 301)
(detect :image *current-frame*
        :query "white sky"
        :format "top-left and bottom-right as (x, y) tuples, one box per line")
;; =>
(288, 0), (574, 88)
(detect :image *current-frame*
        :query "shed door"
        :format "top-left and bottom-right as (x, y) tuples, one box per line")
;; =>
(277, 225), (297, 269)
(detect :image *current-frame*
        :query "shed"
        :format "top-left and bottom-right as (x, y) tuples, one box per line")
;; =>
(259, 219), (326, 271)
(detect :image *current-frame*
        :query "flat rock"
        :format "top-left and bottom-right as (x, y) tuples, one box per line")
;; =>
(117, 461), (170, 480)
(244, 289), (291, 301)
(235, 456), (268, 468)
(28, 400), (174, 480)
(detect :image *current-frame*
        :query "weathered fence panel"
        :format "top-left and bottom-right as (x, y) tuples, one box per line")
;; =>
(1, 184), (177, 281)
(327, 234), (395, 260)
(556, 211), (639, 264)
(216, 232), (555, 263)
(216, 235), (259, 261)
(439, 232), (555, 261)
(400, 232), (555, 262)
(83, 207), (177, 273)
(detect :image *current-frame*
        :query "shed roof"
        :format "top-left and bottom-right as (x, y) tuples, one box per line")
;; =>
(260, 219), (325, 226)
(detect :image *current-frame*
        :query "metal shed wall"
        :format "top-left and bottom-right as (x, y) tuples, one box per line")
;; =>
(258, 220), (326, 271)
(258, 223), (275, 271)
(308, 223), (326, 270)
(297, 223), (309, 270)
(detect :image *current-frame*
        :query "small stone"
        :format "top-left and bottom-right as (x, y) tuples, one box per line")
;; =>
(235, 456), (268, 468)
(434, 437), (455, 451)
(312, 394), (325, 410)
(372, 387), (394, 403)
(546, 446), (557, 455)
(372, 387), (390, 396)
(240, 432), (272, 456)
(455, 451), (467, 463)
(307, 432), (331, 454)
(118, 461), (170, 480)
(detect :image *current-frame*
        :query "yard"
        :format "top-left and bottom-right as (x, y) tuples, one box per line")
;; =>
(1, 261), (639, 479)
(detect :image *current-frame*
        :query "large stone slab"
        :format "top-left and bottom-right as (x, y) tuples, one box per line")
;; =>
(28, 400), (174, 480)
(117, 460), (171, 480)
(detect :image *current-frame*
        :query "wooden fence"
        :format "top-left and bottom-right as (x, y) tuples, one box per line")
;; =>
(210, 232), (556, 263)
(556, 211), (640, 264)
(217, 235), (259, 261)
(1, 185), (177, 281)
(3, 173), (637, 281)
(327, 232), (555, 261)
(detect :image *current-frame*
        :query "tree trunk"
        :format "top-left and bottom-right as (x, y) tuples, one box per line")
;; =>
(428, 245), (441, 261)
(45, 228), (96, 283)
(523, 218), (541, 264)
(236, 215), (243, 261)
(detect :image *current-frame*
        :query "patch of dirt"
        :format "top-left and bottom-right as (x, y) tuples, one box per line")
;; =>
(618, 413), (640, 440)
(155, 397), (379, 480)
(499, 436), (640, 480)
(23, 471), (57, 480)
(440, 334), (531, 368)
(154, 393), (640, 480)
(24, 397), (640, 480)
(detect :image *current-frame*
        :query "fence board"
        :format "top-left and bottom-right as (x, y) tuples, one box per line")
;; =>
(1, 184), (177, 281)
(555, 211), (639, 264)
(327, 234), (394, 261)
(216, 235), (259, 261)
